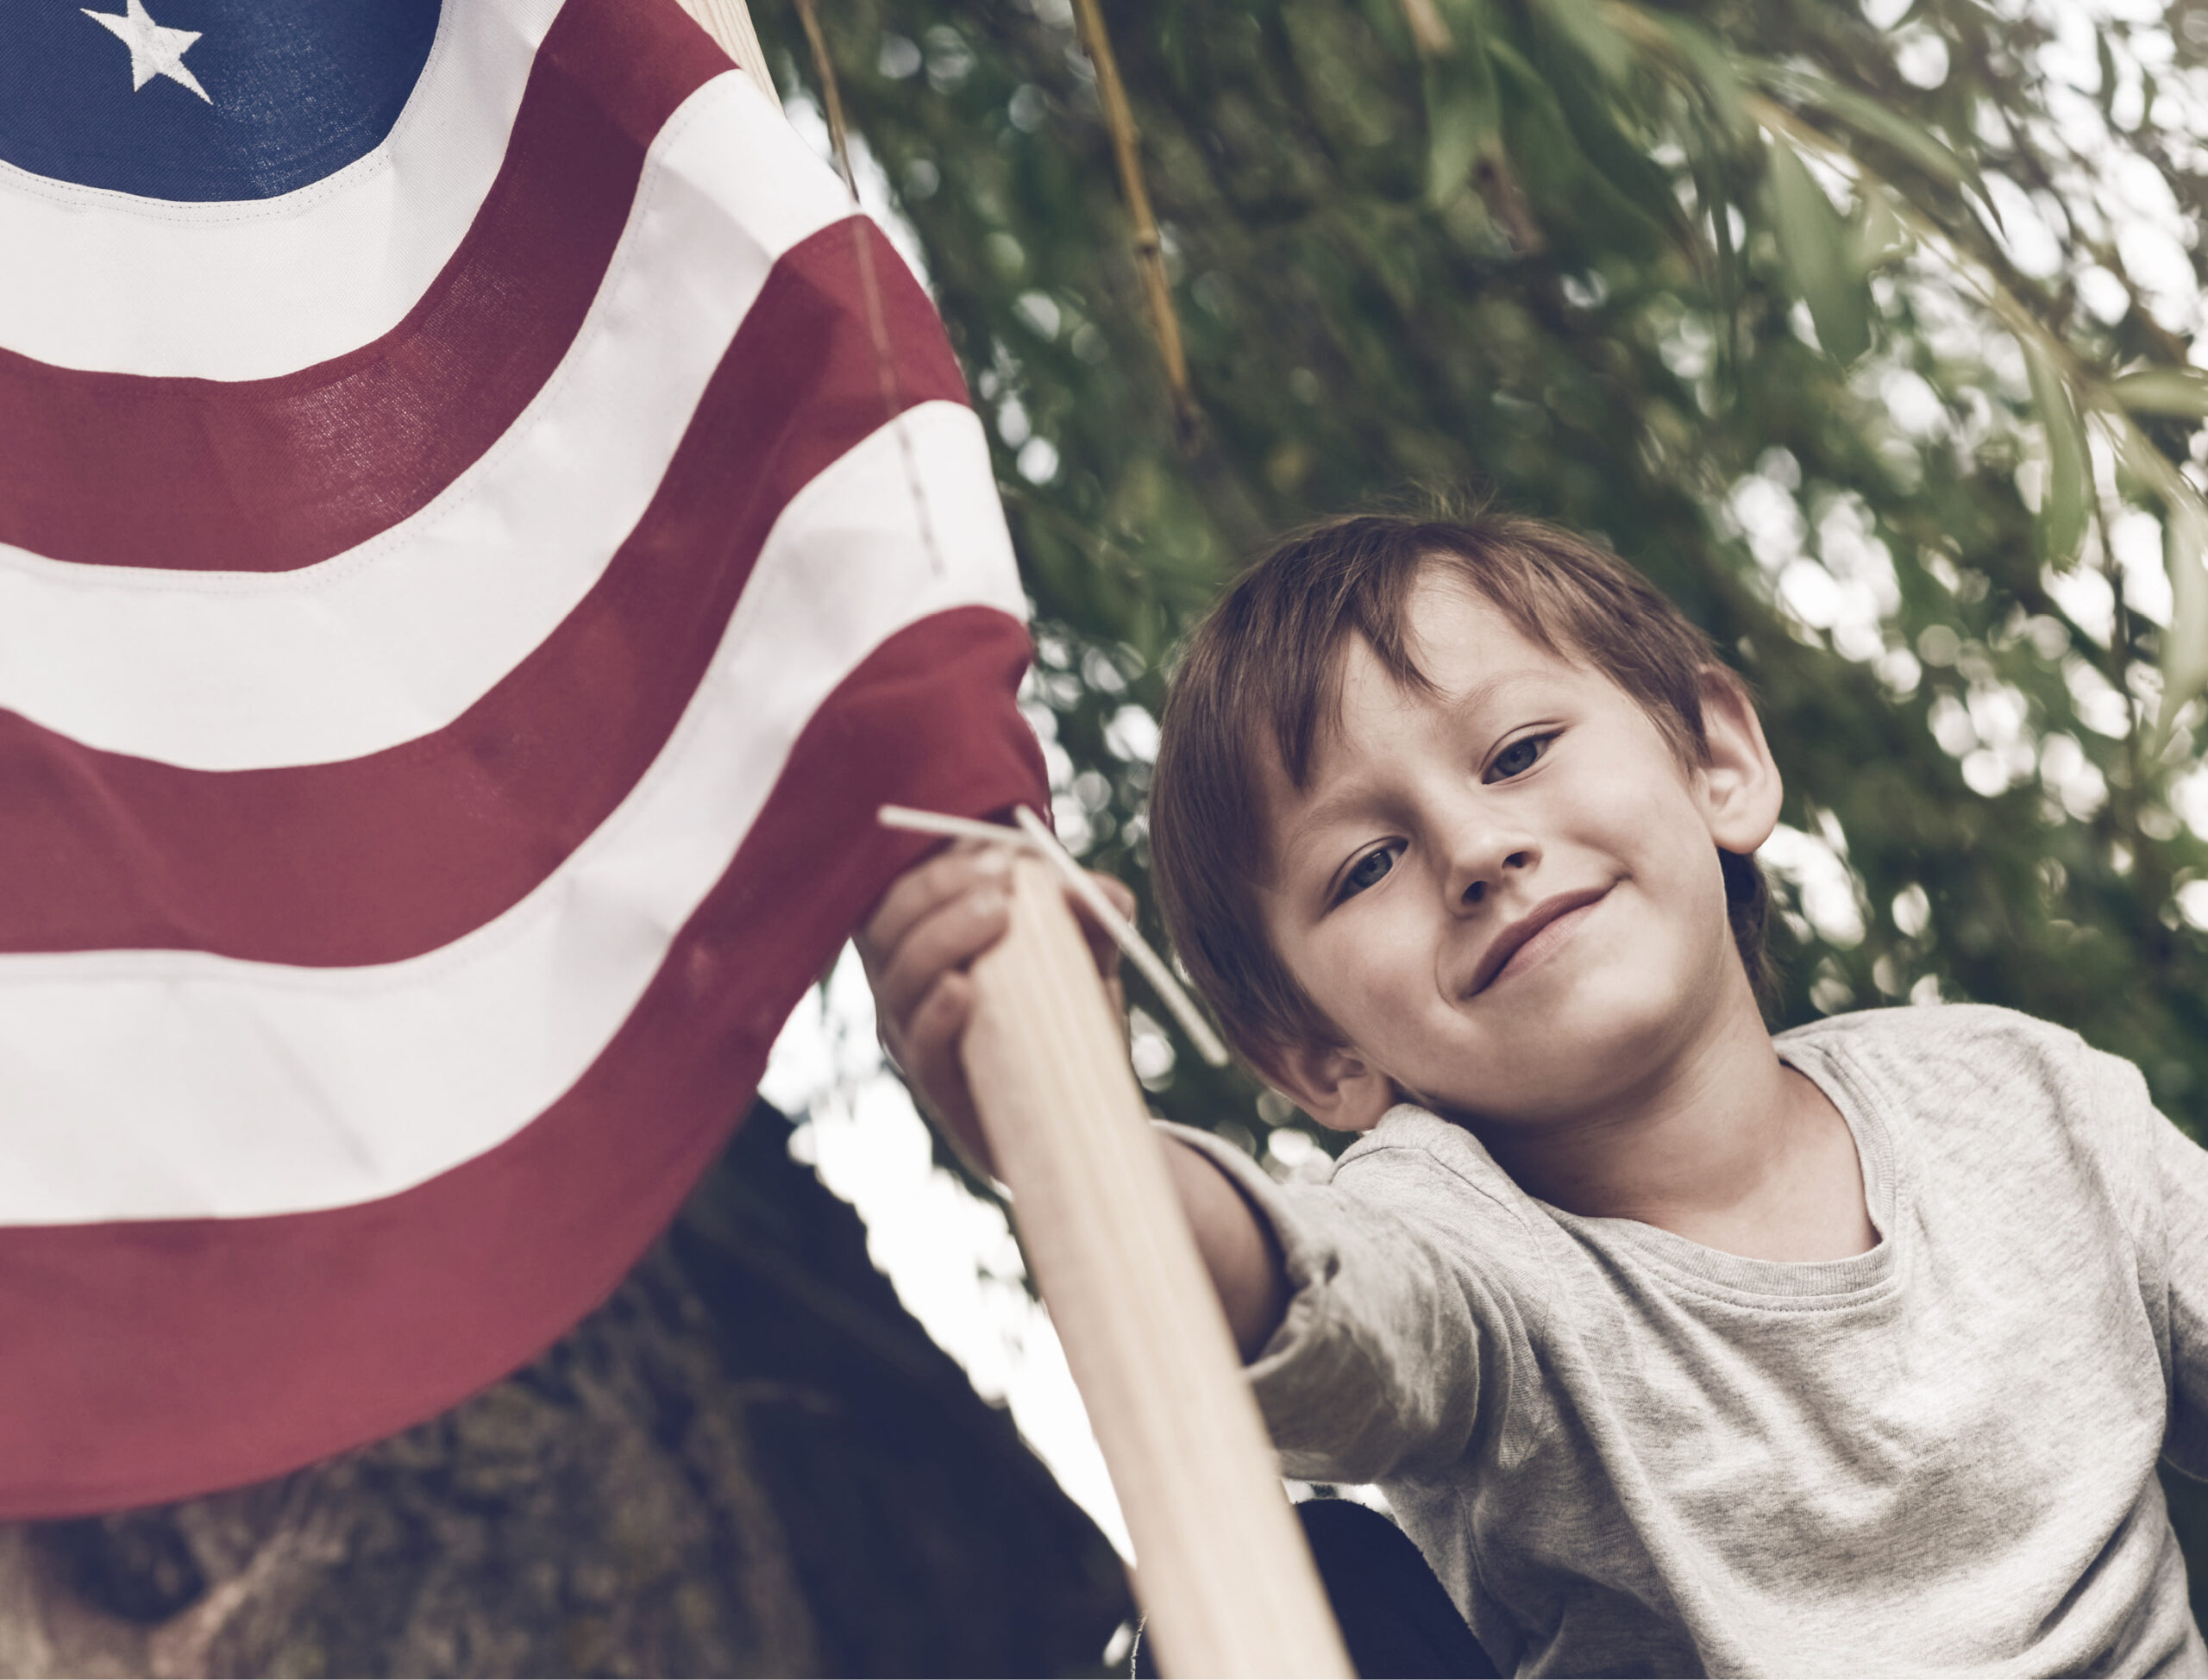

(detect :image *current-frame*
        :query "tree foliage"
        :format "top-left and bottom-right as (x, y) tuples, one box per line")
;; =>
(769, 0), (2208, 1152)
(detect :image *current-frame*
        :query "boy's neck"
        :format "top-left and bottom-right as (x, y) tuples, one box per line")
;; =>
(1465, 987), (1878, 1264)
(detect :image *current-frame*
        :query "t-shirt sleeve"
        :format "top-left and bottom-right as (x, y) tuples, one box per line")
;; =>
(2054, 1031), (2208, 1476)
(2148, 1107), (2208, 1477)
(1161, 1117), (1532, 1485)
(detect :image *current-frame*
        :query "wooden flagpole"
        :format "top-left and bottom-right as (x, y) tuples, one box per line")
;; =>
(678, 0), (778, 101)
(668, 3), (1354, 1671)
(962, 856), (1354, 1677)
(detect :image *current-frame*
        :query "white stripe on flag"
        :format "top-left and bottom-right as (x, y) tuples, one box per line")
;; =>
(0, 403), (1019, 1225)
(0, 0), (560, 379)
(0, 72), (847, 771)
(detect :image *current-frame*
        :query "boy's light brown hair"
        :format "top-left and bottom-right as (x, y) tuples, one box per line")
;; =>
(1148, 511), (1775, 1070)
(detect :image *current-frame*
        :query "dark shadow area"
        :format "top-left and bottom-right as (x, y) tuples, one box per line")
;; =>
(3, 1100), (1130, 1678)
(2162, 1463), (2208, 1643)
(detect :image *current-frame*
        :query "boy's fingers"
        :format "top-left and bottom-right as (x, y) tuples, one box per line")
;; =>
(859, 842), (1014, 975)
(1066, 871), (1140, 981)
(899, 974), (991, 1166)
(861, 842), (1001, 956)
(862, 847), (1145, 1035)
(871, 884), (1012, 1029)
(896, 968), (971, 1079)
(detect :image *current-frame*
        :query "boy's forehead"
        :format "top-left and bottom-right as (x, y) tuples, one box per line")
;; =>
(1331, 580), (1564, 749)
(1254, 579), (1573, 856)
(1396, 568), (1554, 676)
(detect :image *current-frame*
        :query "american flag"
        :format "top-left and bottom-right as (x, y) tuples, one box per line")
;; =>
(0, 0), (1043, 1515)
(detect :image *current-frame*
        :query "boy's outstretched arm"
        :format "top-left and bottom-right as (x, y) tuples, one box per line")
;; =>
(857, 842), (1291, 1361)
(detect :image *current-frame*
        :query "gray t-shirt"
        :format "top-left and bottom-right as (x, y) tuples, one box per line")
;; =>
(1172, 1004), (2208, 1677)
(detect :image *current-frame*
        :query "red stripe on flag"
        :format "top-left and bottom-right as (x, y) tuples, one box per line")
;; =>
(0, 219), (966, 964)
(0, 605), (1044, 1520)
(0, 0), (725, 572)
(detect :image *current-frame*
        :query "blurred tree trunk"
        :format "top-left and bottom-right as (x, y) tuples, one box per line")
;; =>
(0, 1102), (1129, 1678)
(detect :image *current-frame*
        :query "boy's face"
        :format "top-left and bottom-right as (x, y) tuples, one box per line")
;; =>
(1255, 571), (1779, 1131)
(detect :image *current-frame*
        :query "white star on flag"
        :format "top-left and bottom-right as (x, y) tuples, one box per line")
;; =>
(82, 0), (210, 104)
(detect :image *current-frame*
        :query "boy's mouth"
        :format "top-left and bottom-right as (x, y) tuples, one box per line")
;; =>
(1467, 884), (1615, 995)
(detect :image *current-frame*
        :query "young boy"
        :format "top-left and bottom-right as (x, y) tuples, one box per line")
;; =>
(859, 512), (2208, 1676)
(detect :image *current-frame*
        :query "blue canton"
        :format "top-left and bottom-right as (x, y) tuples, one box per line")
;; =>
(0, 0), (442, 200)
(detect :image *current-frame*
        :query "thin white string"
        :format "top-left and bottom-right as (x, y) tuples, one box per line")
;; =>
(801, 16), (945, 580)
(878, 804), (1232, 1068)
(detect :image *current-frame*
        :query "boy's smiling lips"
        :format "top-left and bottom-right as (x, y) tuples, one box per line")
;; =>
(1466, 884), (1616, 995)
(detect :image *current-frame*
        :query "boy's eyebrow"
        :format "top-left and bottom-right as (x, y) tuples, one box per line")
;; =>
(1275, 666), (1550, 866)
(1431, 666), (1546, 717)
(1275, 783), (1377, 871)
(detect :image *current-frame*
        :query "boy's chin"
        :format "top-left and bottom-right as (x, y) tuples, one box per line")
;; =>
(1421, 990), (1721, 1123)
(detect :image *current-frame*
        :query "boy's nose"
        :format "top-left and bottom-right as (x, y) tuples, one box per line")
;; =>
(1446, 832), (1538, 911)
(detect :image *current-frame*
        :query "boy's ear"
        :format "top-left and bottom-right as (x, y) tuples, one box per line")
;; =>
(1694, 669), (1783, 855)
(1258, 1040), (1398, 1135)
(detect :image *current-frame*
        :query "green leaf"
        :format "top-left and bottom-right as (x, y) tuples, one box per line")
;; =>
(2160, 494), (2208, 736)
(2111, 367), (2208, 418)
(1423, 32), (1503, 210)
(2119, 428), (2208, 737)
(1531, 0), (1633, 87)
(1853, 188), (1908, 271)
(1487, 34), (1672, 252)
(1765, 140), (1871, 364)
(2022, 335), (2091, 563)
(1761, 66), (1976, 192)
(1652, 15), (1751, 145)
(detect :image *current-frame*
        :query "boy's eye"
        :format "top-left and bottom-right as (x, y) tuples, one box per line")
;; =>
(1338, 843), (1400, 901)
(1486, 731), (1557, 781)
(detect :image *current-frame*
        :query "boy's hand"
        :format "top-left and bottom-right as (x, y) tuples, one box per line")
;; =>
(862, 841), (1289, 1360)
(857, 839), (1135, 1175)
